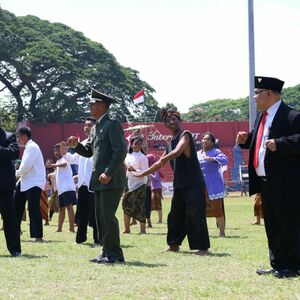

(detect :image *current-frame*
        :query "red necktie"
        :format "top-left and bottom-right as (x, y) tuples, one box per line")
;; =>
(253, 112), (268, 169)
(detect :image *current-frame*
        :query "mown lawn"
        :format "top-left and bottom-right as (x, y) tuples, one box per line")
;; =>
(1, 195), (299, 299)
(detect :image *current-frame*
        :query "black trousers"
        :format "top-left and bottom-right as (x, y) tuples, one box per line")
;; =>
(76, 185), (101, 244)
(0, 190), (21, 254)
(15, 184), (43, 238)
(167, 185), (210, 250)
(261, 180), (300, 271)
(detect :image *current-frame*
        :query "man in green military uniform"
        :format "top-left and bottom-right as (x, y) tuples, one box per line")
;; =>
(67, 89), (127, 264)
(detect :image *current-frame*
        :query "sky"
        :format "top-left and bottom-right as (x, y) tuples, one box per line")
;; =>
(1, 0), (300, 112)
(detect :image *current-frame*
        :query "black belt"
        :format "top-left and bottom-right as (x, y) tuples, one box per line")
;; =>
(259, 176), (267, 182)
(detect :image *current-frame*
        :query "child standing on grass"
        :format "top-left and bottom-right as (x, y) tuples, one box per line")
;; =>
(146, 154), (163, 224)
(52, 143), (76, 233)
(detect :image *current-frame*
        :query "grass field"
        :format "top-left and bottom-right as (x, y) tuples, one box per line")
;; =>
(1, 195), (299, 299)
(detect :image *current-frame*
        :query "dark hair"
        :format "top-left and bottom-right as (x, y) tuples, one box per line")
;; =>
(54, 143), (61, 148)
(160, 109), (181, 123)
(86, 116), (96, 123)
(201, 132), (216, 145)
(17, 127), (32, 139)
(128, 136), (145, 154)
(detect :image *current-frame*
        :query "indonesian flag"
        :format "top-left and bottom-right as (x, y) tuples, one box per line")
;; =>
(133, 89), (144, 105)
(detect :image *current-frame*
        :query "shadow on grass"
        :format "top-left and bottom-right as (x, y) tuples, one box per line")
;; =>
(21, 239), (64, 243)
(82, 243), (135, 249)
(180, 251), (231, 257)
(207, 252), (231, 257)
(121, 244), (135, 249)
(0, 254), (48, 259)
(144, 232), (167, 236)
(83, 242), (102, 248)
(210, 235), (247, 239)
(124, 261), (168, 267)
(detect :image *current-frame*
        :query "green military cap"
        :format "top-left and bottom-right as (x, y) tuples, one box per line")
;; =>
(90, 88), (119, 104)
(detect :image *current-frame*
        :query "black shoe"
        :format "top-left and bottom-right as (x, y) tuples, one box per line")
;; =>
(96, 256), (125, 264)
(273, 269), (298, 279)
(11, 252), (21, 257)
(90, 253), (106, 263)
(256, 268), (276, 275)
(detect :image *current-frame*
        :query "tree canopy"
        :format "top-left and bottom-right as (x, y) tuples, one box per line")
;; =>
(0, 7), (159, 123)
(183, 85), (300, 122)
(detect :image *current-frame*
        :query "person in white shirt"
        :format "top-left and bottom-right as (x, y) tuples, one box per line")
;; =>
(52, 143), (76, 233)
(60, 117), (101, 246)
(15, 127), (46, 242)
(122, 137), (149, 234)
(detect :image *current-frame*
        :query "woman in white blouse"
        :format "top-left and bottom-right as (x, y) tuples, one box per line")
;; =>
(122, 137), (149, 234)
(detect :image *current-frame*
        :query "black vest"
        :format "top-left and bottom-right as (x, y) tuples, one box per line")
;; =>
(169, 130), (205, 190)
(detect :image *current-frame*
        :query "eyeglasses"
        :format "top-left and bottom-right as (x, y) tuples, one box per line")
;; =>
(254, 89), (269, 95)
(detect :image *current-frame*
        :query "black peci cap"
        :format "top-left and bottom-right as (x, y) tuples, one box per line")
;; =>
(255, 76), (285, 93)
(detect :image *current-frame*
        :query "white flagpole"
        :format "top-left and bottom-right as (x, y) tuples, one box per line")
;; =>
(248, 0), (256, 130)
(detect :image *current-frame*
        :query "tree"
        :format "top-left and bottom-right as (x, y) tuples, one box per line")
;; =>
(0, 8), (159, 123)
(0, 99), (17, 131)
(183, 85), (300, 122)
(282, 84), (300, 110)
(184, 98), (249, 122)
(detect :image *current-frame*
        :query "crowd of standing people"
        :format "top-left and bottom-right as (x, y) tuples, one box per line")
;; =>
(1, 76), (300, 278)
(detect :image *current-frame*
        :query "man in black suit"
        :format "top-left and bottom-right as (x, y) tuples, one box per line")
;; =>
(236, 76), (300, 278)
(0, 116), (21, 257)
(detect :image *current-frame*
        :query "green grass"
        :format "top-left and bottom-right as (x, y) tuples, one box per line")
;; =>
(1, 195), (300, 299)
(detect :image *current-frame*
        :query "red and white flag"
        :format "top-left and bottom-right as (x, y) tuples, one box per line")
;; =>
(133, 90), (144, 105)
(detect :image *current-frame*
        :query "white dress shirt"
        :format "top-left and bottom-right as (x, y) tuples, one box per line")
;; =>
(256, 100), (281, 176)
(63, 139), (93, 190)
(16, 139), (46, 192)
(55, 157), (76, 196)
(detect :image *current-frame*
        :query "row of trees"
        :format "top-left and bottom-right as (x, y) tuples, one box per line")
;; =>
(182, 84), (300, 122)
(1, 7), (300, 130)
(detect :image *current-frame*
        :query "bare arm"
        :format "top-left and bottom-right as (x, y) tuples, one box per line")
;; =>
(160, 133), (190, 164)
(133, 132), (190, 177)
(51, 162), (67, 168)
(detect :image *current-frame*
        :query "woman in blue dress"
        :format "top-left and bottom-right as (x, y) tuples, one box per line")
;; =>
(197, 132), (228, 237)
